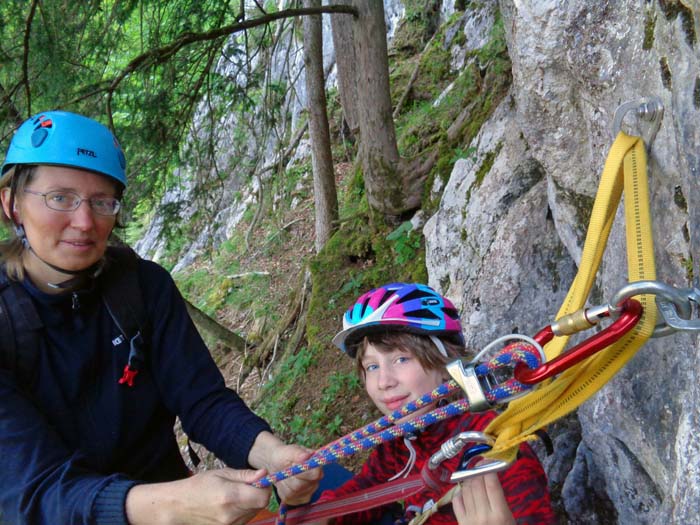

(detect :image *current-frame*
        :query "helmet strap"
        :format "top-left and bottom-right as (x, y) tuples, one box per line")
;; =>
(13, 224), (29, 248)
(429, 335), (448, 358)
(26, 245), (105, 290)
(8, 173), (19, 222)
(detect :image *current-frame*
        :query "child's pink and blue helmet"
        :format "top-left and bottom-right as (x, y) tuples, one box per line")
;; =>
(332, 282), (464, 357)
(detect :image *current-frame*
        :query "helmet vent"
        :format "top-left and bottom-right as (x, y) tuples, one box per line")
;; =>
(31, 129), (48, 148)
(360, 295), (372, 316)
(396, 289), (431, 304)
(377, 289), (394, 306)
(443, 307), (459, 319)
(407, 310), (440, 320)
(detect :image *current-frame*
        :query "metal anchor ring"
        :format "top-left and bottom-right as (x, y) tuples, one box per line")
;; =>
(612, 96), (664, 148)
(609, 281), (692, 337)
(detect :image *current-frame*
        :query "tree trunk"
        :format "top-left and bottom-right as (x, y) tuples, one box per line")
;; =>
(350, 1), (423, 217)
(329, 0), (360, 136)
(303, 0), (339, 252)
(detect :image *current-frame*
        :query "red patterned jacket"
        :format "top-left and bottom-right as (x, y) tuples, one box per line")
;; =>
(318, 411), (555, 524)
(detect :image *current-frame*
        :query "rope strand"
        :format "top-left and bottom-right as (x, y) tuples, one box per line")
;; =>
(253, 341), (542, 489)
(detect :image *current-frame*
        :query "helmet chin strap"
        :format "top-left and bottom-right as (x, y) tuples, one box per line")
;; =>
(16, 224), (104, 290)
(30, 247), (105, 290)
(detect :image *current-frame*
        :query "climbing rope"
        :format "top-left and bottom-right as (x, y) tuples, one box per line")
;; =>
(249, 342), (543, 525)
(253, 342), (541, 489)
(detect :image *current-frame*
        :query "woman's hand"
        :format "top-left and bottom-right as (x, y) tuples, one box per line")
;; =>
(248, 431), (323, 506)
(453, 470), (516, 525)
(126, 468), (271, 525)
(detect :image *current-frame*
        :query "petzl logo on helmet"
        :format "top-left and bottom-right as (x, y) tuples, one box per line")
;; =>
(77, 148), (97, 158)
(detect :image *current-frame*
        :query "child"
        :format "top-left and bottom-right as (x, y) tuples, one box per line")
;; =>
(316, 282), (555, 524)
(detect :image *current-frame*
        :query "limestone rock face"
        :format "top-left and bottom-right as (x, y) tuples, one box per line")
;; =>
(425, 1), (699, 522)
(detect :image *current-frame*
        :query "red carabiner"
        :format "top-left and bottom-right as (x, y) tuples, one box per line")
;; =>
(514, 298), (643, 385)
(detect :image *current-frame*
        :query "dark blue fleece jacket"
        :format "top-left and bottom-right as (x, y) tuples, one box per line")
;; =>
(0, 258), (271, 524)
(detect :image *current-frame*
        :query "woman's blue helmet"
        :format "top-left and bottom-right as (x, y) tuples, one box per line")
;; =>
(1, 111), (127, 187)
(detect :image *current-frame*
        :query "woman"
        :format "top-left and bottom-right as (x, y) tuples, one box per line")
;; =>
(0, 110), (320, 525)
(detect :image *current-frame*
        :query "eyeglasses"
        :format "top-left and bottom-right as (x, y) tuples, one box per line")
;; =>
(24, 189), (121, 216)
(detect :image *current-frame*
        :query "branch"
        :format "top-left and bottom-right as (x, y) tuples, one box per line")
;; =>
(227, 271), (270, 279)
(393, 32), (439, 120)
(184, 298), (248, 355)
(22, 0), (40, 114)
(0, 81), (25, 129)
(107, 6), (357, 95)
(242, 268), (311, 390)
(258, 121), (309, 176)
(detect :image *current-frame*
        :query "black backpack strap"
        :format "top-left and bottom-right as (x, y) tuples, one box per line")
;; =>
(101, 246), (149, 387)
(0, 271), (44, 389)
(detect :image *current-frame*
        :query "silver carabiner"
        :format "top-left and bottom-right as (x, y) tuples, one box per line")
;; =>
(657, 287), (700, 333)
(450, 457), (512, 482)
(609, 281), (694, 337)
(428, 431), (495, 470)
(612, 96), (664, 149)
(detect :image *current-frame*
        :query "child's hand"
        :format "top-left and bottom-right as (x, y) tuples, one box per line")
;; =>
(453, 469), (516, 525)
(271, 444), (323, 505)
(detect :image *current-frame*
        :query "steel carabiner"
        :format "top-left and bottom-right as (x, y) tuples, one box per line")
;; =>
(428, 431), (495, 471)
(609, 280), (696, 337)
(656, 287), (700, 332)
(450, 455), (512, 482)
(428, 431), (512, 483)
(514, 298), (643, 385)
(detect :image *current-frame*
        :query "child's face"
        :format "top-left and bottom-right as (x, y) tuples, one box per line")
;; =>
(361, 343), (446, 419)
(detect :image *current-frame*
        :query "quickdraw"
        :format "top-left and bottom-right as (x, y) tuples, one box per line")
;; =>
(515, 298), (643, 385)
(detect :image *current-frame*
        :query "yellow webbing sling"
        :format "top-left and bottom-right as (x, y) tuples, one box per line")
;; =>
(483, 131), (658, 461)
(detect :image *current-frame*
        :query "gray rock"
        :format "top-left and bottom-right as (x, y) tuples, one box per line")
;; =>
(425, 0), (700, 522)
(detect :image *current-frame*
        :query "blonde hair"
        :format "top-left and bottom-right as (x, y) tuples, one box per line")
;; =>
(0, 165), (37, 280)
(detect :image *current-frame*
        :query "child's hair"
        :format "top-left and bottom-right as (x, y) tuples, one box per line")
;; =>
(354, 330), (467, 380)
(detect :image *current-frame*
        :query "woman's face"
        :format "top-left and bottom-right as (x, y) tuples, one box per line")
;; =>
(2, 165), (118, 283)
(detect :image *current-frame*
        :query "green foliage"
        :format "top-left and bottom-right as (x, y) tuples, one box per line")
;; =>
(391, 0), (442, 56)
(474, 143), (502, 186)
(681, 257), (695, 283)
(387, 221), (423, 265)
(257, 352), (364, 448)
(393, 9), (511, 217)
(643, 9), (656, 50)
(255, 347), (321, 447)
